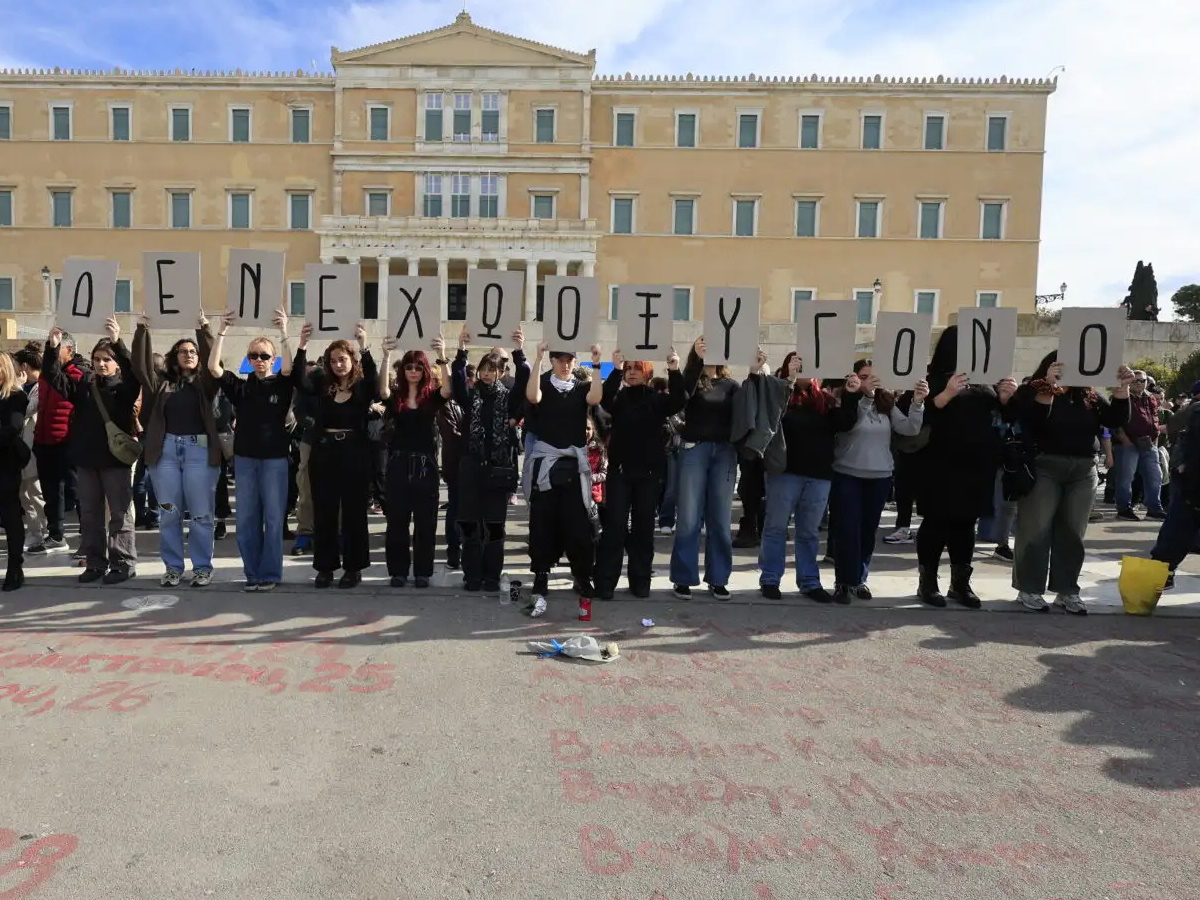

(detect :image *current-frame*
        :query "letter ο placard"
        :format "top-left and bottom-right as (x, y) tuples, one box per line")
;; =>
(543, 275), (599, 357)
(873, 312), (933, 391)
(58, 258), (119, 335)
(1057, 307), (1127, 388)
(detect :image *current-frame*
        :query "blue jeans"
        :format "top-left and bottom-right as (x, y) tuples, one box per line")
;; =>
(830, 471), (892, 587)
(669, 442), (737, 587)
(977, 469), (1018, 546)
(1115, 443), (1164, 513)
(153, 435), (219, 574)
(234, 456), (289, 584)
(759, 473), (831, 591)
(658, 449), (678, 528)
(1151, 486), (1200, 571)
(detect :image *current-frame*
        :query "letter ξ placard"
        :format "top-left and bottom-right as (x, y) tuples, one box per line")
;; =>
(794, 301), (857, 379)
(702, 287), (760, 366)
(956, 307), (1017, 382)
(58, 258), (119, 335)
(543, 275), (600, 358)
(873, 312), (933, 391)
(305, 263), (360, 342)
(1056, 307), (1127, 388)
(466, 269), (524, 346)
(387, 276), (442, 351)
(143, 252), (202, 328)
(616, 284), (673, 361)
(226, 250), (285, 327)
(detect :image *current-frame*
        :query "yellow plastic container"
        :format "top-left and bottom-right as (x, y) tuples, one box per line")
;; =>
(1118, 556), (1170, 616)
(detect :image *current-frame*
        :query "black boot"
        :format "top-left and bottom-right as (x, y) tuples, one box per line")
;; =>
(3, 566), (24, 592)
(948, 564), (981, 609)
(917, 565), (947, 608)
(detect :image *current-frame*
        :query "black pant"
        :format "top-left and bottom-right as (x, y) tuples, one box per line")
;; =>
(385, 451), (439, 578)
(916, 516), (976, 570)
(310, 434), (371, 573)
(893, 452), (917, 529)
(737, 457), (766, 536)
(215, 457), (231, 520)
(369, 441), (387, 509)
(595, 468), (659, 592)
(529, 475), (594, 586)
(1, 486), (24, 571)
(457, 457), (509, 585)
(445, 479), (461, 565)
(34, 443), (71, 541)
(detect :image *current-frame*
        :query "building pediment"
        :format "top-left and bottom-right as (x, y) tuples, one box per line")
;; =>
(332, 12), (595, 69)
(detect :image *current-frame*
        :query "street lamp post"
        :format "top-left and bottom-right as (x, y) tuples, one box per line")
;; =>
(40, 266), (51, 314)
(1035, 281), (1067, 305)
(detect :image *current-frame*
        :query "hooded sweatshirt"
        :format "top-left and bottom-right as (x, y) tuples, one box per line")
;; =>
(832, 395), (925, 479)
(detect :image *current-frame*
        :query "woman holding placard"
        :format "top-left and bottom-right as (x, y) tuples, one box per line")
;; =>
(1009, 354), (1133, 614)
(0, 353), (32, 591)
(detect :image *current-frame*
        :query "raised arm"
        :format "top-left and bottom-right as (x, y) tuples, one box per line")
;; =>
(509, 341), (531, 420)
(451, 348), (470, 409)
(43, 329), (81, 403)
(600, 351), (624, 415)
(891, 379), (929, 436)
(526, 341), (546, 407)
(131, 317), (159, 394)
(195, 311), (214, 370)
(208, 310), (236, 379)
(378, 336), (396, 402)
(586, 344), (604, 407)
(434, 335), (452, 399)
(275, 309), (294, 377)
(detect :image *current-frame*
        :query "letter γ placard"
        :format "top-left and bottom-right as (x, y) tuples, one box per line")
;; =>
(702, 286), (760, 366)
(794, 301), (857, 379)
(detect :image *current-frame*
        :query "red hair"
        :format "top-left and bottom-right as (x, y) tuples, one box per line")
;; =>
(395, 349), (435, 406)
(790, 379), (834, 414)
(625, 360), (654, 382)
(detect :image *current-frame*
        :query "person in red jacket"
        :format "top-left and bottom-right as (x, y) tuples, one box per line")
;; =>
(34, 329), (88, 554)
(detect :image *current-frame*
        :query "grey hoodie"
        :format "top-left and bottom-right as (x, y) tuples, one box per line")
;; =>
(833, 397), (925, 479)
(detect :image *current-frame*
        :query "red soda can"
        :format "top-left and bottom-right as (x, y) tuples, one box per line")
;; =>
(578, 597), (592, 621)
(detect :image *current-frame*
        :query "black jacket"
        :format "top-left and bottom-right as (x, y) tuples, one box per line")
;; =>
(600, 369), (687, 474)
(44, 339), (141, 469)
(0, 391), (30, 491)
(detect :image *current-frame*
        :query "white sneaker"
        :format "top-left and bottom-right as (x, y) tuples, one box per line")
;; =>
(883, 528), (913, 544)
(1016, 591), (1048, 612)
(256, 582), (277, 593)
(529, 596), (548, 618)
(1054, 593), (1088, 616)
(191, 570), (213, 588)
(160, 571), (182, 588)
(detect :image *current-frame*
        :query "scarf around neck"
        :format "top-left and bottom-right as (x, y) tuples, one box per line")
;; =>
(468, 381), (512, 466)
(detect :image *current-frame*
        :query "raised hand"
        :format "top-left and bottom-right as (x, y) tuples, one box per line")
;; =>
(754, 347), (768, 372)
(458, 326), (471, 351)
(997, 377), (1018, 403)
(355, 322), (368, 349)
(913, 379), (930, 403)
(590, 344), (602, 366)
(298, 322), (313, 349)
(612, 349), (625, 370)
(512, 328), (524, 351)
(536, 340), (548, 358)
(863, 374), (881, 396)
(693, 336), (706, 360)
(432, 335), (446, 359)
(666, 347), (680, 371)
(104, 316), (120, 342)
(787, 355), (803, 377)
(138, 312), (151, 330)
(197, 310), (209, 330)
(1046, 361), (1064, 385)
(273, 307), (289, 335)
(218, 310), (237, 334)
(845, 373), (861, 394)
(48, 327), (62, 349)
(382, 336), (397, 354)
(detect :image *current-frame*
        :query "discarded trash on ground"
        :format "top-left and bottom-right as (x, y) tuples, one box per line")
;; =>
(641, 618), (655, 628)
(121, 594), (180, 611)
(527, 635), (620, 663)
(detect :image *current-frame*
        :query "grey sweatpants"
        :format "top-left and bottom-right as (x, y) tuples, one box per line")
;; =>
(76, 466), (136, 571)
(1013, 454), (1098, 596)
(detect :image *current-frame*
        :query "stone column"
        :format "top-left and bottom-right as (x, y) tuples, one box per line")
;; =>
(581, 260), (595, 278)
(555, 259), (568, 277)
(524, 257), (539, 321)
(436, 256), (449, 322)
(377, 254), (390, 312)
(580, 173), (590, 220)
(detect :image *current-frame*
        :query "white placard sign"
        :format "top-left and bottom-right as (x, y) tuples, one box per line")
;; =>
(143, 252), (202, 328)
(702, 286), (761, 366)
(386, 276), (442, 350)
(58, 258), (119, 334)
(795, 301), (858, 379)
(873, 312), (934, 390)
(305, 263), (360, 341)
(466, 269), (524, 345)
(227, 250), (285, 327)
(957, 307), (1018, 383)
(1057, 307), (1127, 388)
(543, 275), (600, 357)
(616, 284), (674, 360)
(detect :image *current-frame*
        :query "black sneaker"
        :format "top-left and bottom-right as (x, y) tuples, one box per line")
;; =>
(1116, 508), (1141, 522)
(833, 584), (853, 605)
(854, 584), (873, 600)
(103, 565), (135, 585)
(804, 586), (834, 604)
(993, 545), (1015, 563)
(214, 520), (227, 540)
(78, 568), (105, 584)
(482, 580), (501, 593)
(1164, 571), (1176, 591)
(463, 580), (482, 592)
(338, 570), (361, 589)
(314, 571), (334, 589)
(709, 585), (731, 601)
(390, 576), (407, 588)
(629, 582), (650, 599)
(596, 587), (615, 601)
(414, 577), (430, 589)
(760, 584), (782, 600)
(1147, 510), (1168, 521)
(291, 536), (311, 556)
(672, 584), (692, 600)
(25, 542), (48, 555)
(446, 556), (461, 571)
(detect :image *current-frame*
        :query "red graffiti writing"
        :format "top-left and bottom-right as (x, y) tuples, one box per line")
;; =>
(537, 693), (682, 723)
(0, 830), (78, 900)
(0, 681), (156, 717)
(560, 769), (811, 817)
(860, 819), (1088, 877)
(549, 729), (781, 765)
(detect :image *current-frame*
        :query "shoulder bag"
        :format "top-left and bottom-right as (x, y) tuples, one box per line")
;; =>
(91, 380), (142, 466)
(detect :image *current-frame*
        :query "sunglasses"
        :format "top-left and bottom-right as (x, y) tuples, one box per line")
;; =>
(403, 363), (424, 372)
(247, 353), (273, 361)
(1133, 378), (1147, 383)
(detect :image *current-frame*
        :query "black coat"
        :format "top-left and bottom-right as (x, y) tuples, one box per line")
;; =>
(44, 339), (141, 470)
(914, 376), (1004, 520)
(0, 391), (30, 492)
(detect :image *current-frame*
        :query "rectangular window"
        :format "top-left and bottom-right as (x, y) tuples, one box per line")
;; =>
(672, 287), (691, 321)
(289, 281), (306, 316)
(915, 290), (938, 316)
(676, 112), (696, 148)
(230, 107), (250, 142)
(289, 192), (311, 230)
(52, 105), (71, 140)
(0, 106), (9, 140)
(111, 191), (131, 229)
(608, 285), (619, 320)
(737, 113), (759, 148)
(981, 202), (1005, 239)
(171, 107), (190, 142)
(977, 291), (1000, 308)
(230, 192), (251, 229)
(479, 174), (498, 218)
(532, 194), (555, 219)
(111, 106), (130, 141)
(51, 190), (72, 227)
(424, 93), (443, 142)
(170, 191), (190, 228)
(673, 198), (695, 236)
(535, 108), (555, 143)
(451, 174), (470, 218)
(795, 200), (818, 237)
(481, 92), (500, 142)
(987, 115), (1008, 151)
(366, 191), (389, 217)
(855, 289), (875, 325)
(918, 201), (943, 239)
(369, 106), (389, 141)
(114, 279), (132, 314)
(615, 112), (635, 147)
(924, 114), (945, 150)
(791, 288), (815, 322)
(734, 199), (756, 237)
(800, 114), (820, 149)
(862, 114), (882, 149)
(612, 197), (634, 234)
(0, 190), (11, 226)
(0, 277), (12, 312)
(453, 93), (471, 142)
(423, 174), (443, 216)
(291, 108), (311, 143)
(856, 200), (880, 238)
(447, 283), (467, 321)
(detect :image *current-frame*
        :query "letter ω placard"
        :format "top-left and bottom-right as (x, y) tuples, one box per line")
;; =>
(795, 301), (857, 379)
(616, 285), (673, 360)
(305, 263), (360, 341)
(58, 258), (119, 334)
(226, 250), (285, 326)
(873, 312), (933, 390)
(467, 269), (524, 344)
(702, 286), (760, 366)
(956, 307), (1018, 382)
(386, 276), (442, 350)
(143, 252), (202, 328)
(1057, 307), (1127, 387)
(543, 275), (600, 357)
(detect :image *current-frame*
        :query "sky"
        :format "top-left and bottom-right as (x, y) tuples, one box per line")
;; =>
(3, 0), (1197, 316)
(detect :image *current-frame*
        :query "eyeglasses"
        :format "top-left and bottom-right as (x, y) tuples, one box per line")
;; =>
(177, 348), (198, 357)
(1133, 378), (1147, 383)
(403, 363), (424, 372)
(247, 353), (273, 361)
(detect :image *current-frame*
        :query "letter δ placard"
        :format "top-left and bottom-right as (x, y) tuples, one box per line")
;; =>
(58, 258), (119, 334)
(543, 275), (600, 357)
(143, 252), (202, 328)
(226, 250), (285, 327)
(467, 269), (524, 345)
(957, 307), (1018, 382)
(795, 301), (857, 379)
(702, 286), (760, 366)
(387, 276), (442, 351)
(1057, 307), (1127, 388)
(873, 312), (933, 390)
(305, 263), (360, 341)
(616, 284), (673, 360)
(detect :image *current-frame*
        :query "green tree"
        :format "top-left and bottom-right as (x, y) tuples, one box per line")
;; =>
(1171, 347), (1200, 397)
(1171, 284), (1200, 322)
(1132, 357), (1178, 391)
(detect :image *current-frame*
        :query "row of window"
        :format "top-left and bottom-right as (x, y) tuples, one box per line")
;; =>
(0, 102), (315, 144)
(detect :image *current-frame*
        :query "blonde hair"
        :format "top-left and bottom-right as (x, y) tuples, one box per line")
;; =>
(0, 354), (18, 400)
(247, 337), (276, 357)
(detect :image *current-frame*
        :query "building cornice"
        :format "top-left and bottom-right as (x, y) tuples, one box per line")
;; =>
(0, 68), (334, 87)
(593, 73), (1057, 94)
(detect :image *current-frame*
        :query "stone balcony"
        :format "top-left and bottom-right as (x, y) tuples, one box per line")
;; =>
(317, 215), (600, 259)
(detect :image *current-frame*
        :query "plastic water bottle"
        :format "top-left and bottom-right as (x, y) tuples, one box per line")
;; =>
(499, 573), (512, 605)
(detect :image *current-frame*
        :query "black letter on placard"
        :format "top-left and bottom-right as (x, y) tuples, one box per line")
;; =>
(155, 259), (179, 315)
(717, 296), (742, 361)
(971, 317), (993, 374)
(395, 287), (424, 340)
(556, 286), (581, 342)
(71, 272), (94, 318)
(635, 292), (661, 351)
(813, 312), (836, 369)
(1079, 323), (1108, 378)
(480, 283), (503, 339)
(317, 274), (337, 332)
(238, 263), (262, 320)
(892, 328), (916, 378)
